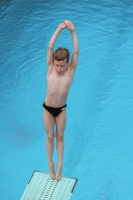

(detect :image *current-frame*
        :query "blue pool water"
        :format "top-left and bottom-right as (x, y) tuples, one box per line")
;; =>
(0, 0), (133, 199)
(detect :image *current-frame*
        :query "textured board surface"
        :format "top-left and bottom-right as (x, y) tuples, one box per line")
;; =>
(21, 171), (78, 200)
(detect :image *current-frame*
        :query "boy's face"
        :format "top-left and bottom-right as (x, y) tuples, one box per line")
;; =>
(54, 59), (68, 74)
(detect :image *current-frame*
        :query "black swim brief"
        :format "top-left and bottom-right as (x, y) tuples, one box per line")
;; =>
(43, 102), (67, 117)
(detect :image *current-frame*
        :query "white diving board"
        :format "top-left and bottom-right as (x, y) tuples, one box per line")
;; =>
(21, 170), (78, 200)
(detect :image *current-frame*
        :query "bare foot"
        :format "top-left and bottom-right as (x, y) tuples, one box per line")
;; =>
(48, 161), (55, 180)
(55, 163), (62, 181)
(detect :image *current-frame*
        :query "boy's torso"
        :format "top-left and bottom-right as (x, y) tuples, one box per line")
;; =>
(45, 66), (74, 108)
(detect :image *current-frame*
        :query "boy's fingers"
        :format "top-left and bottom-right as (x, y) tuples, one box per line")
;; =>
(64, 20), (68, 26)
(64, 22), (67, 26)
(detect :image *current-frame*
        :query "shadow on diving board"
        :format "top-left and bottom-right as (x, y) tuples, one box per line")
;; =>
(21, 170), (78, 200)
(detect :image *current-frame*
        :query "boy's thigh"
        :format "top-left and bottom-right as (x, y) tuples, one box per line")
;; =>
(55, 110), (66, 135)
(43, 108), (54, 135)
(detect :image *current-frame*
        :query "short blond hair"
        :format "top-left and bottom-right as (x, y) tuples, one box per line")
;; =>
(54, 47), (70, 62)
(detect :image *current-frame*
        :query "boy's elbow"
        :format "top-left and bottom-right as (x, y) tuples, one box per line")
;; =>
(74, 48), (79, 54)
(48, 44), (53, 50)
(74, 44), (79, 53)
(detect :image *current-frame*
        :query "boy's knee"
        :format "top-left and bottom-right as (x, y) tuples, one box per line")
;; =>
(47, 134), (54, 143)
(56, 133), (64, 141)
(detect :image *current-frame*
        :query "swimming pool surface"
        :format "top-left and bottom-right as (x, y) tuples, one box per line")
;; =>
(0, 0), (133, 199)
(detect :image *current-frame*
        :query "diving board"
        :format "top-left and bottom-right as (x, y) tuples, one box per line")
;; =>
(21, 171), (78, 200)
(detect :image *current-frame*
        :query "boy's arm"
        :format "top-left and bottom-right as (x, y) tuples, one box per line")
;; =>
(64, 20), (79, 71)
(71, 30), (79, 70)
(47, 22), (67, 68)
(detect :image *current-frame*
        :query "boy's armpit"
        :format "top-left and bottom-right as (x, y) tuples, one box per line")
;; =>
(47, 64), (53, 72)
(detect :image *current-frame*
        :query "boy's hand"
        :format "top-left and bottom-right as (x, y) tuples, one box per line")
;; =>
(64, 20), (75, 32)
(58, 22), (67, 31)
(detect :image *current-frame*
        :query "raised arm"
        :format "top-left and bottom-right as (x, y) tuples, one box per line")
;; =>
(64, 20), (79, 71)
(47, 22), (67, 68)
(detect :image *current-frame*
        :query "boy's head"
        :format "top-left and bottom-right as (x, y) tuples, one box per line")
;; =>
(54, 48), (70, 74)
(54, 47), (70, 63)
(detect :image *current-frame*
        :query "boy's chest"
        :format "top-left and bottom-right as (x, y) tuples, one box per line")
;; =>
(47, 68), (73, 86)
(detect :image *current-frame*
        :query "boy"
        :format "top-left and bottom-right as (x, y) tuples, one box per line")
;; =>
(43, 20), (78, 181)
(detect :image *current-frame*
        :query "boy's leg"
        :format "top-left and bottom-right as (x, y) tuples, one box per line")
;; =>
(55, 110), (66, 180)
(43, 108), (55, 179)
